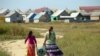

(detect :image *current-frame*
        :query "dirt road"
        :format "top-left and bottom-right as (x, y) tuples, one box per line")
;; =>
(0, 28), (63, 56)
(0, 38), (45, 56)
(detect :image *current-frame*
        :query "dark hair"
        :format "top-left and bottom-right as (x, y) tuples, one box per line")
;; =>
(49, 26), (53, 38)
(28, 31), (32, 36)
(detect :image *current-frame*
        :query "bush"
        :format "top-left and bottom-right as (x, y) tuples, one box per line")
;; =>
(0, 23), (28, 41)
(0, 23), (28, 36)
(0, 23), (42, 41)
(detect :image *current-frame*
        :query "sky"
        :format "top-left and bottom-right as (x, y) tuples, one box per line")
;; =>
(0, 0), (100, 10)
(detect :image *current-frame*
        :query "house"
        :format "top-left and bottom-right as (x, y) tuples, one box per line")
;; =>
(51, 10), (70, 21)
(79, 6), (100, 22)
(26, 13), (36, 23)
(0, 9), (10, 22)
(79, 6), (100, 12)
(90, 11), (100, 21)
(0, 9), (10, 16)
(15, 9), (27, 22)
(5, 11), (23, 23)
(80, 11), (91, 22)
(34, 12), (50, 23)
(60, 12), (84, 22)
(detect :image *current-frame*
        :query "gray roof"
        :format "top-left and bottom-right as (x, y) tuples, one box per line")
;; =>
(27, 13), (35, 19)
(51, 10), (64, 16)
(15, 9), (24, 14)
(0, 9), (9, 14)
(34, 12), (46, 19)
(5, 11), (15, 17)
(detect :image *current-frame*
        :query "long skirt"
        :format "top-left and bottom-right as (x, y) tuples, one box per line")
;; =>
(45, 44), (63, 56)
(26, 41), (35, 56)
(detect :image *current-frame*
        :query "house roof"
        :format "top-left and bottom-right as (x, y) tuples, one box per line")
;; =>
(91, 11), (100, 16)
(34, 12), (46, 19)
(71, 12), (80, 17)
(79, 6), (100, 12)
(5, 11), (15, 17)
(80, 10), (91, 16)
(27, 13), (36, 19)
(0, 9), (9, 14)
(51, 10), (64, 16)
(15, 9), (24, 14)
(34, 7), (50, 13)
(60, 12), (80, 18)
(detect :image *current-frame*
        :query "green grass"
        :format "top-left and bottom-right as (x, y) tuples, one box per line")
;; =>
(1, 22), (100, 56)
(56, 22), (100, 56)
(57, 29), (100, 56)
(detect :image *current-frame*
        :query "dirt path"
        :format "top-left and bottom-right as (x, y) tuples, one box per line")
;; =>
(0, 36), (63, 56)
(0, 28), (63, 56)
(0, 38), (45, 56)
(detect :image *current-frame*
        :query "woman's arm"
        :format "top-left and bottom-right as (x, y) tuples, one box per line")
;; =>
(54, 31), (56, 43)
(25, 36), (28, 43)
(43, 35), (47, 45)
(32, 36), (37, 47)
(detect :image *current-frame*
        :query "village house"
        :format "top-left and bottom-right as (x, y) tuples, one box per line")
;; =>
(5, 11), (23, 23)
(51, 10), (70, 21)
(90, 11), (100, 21)
(79, 6), (100, 22)
(26, 13), (36, 23)
(0, 9), (10, 22)
(33, 12), (51, 23)
(15, 9), (27, 22)
(80, 11), (91, 22)
(0, 9), (9, 16)
(34, 7), (53, 20)
(60, 12), (84, 23)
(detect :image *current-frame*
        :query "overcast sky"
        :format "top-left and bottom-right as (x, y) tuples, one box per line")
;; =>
(0, 0), (100, 10)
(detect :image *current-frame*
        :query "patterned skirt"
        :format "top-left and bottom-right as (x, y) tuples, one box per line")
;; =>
(45, 44), (63, 56)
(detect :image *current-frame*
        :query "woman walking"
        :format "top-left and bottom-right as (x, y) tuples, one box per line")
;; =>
(25, 31), (37, 56)
(44, 26), (63, 56)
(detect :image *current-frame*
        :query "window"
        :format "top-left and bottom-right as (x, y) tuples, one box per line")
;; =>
(16, 14), (19, 17)
(54, 17), (57, 20)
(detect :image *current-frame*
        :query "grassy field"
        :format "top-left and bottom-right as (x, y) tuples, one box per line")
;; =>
(0, 23), (41, 41)
(0, 22), (100, 56)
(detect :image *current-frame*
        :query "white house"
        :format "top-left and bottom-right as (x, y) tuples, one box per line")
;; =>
(33, 12), (46, 23)
(60, 12), (84, 22)
(90, 11), (100, 21)
(51, 10), (70, 21)
(0, 9), (10, 22)
(33, 12), (51, 23)
(5, 11), (23, 23)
